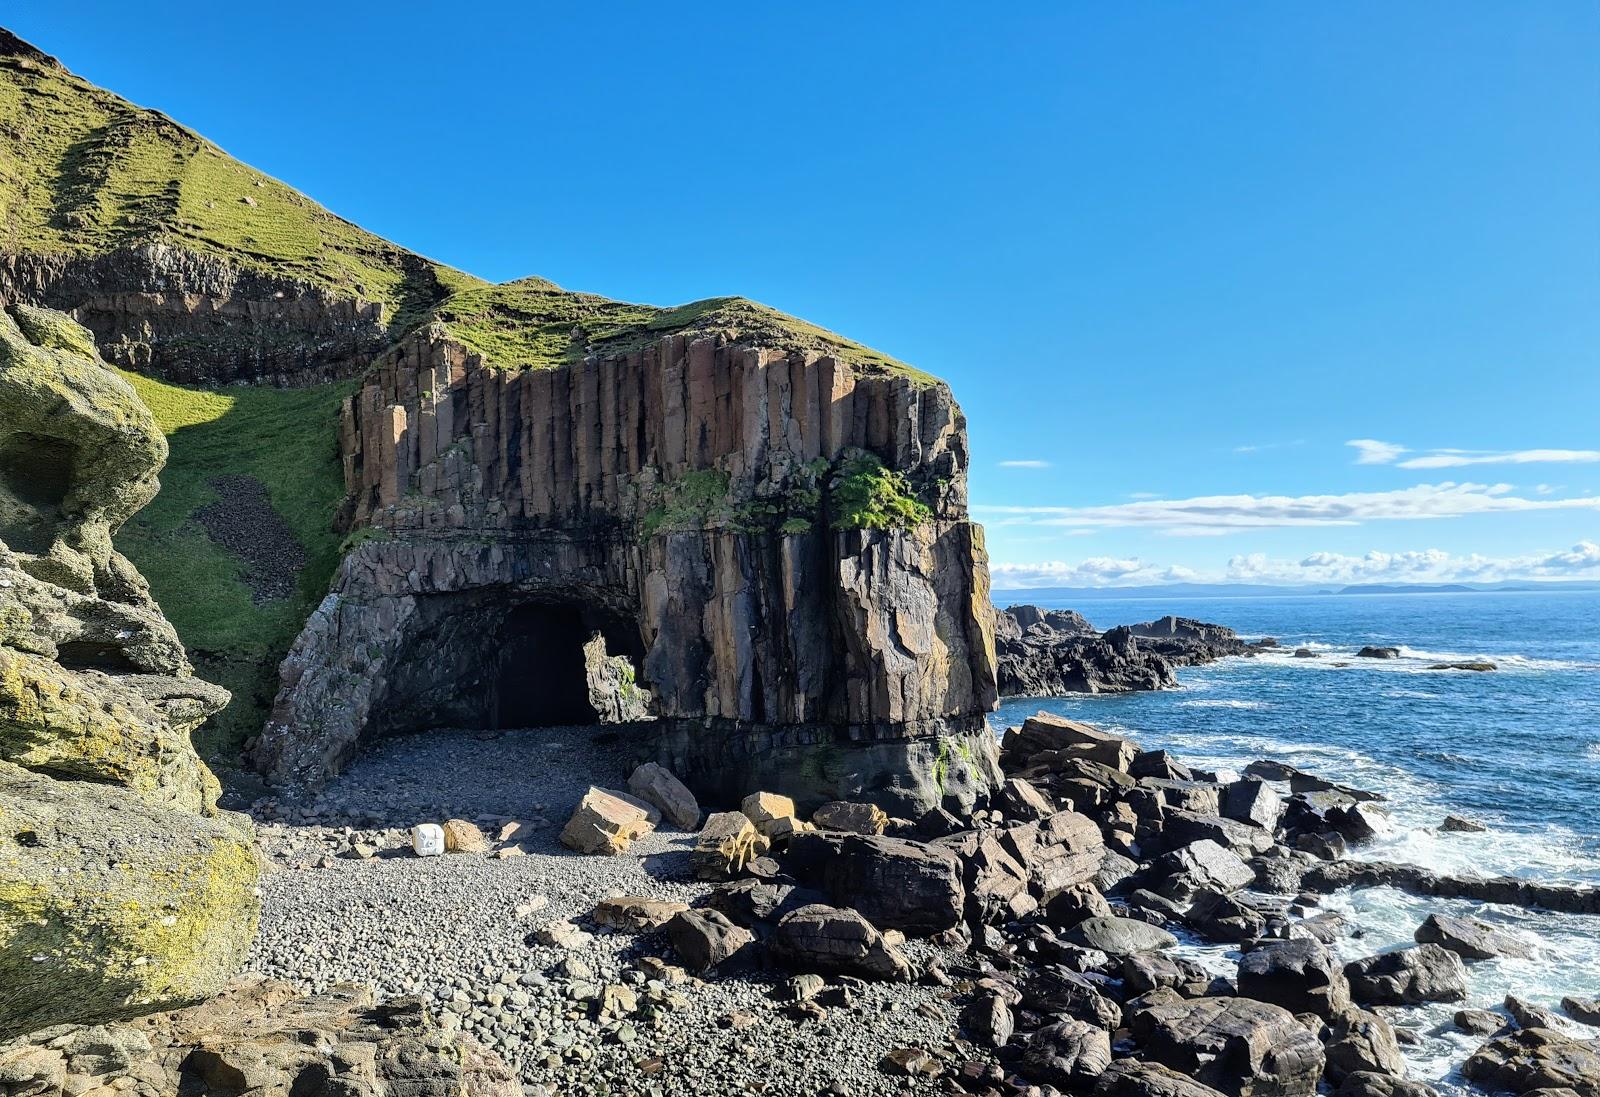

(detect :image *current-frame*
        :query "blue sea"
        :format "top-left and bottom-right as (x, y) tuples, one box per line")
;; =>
(989, 590), (1600, 1090)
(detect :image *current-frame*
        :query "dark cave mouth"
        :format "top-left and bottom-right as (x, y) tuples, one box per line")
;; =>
(369, 592), (654, 741)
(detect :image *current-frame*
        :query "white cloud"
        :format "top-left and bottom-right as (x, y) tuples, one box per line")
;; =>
(1397, 448), (1600, 470)
(991, 557), (1200, 588)
(990, 541), (1600, 589)
(1234, 440), (1305, 455)
(1128, 492), (1162, 500)
(998, 459), (1052, 469)
(1347, 439), (1408, 465)
(973, 482), (1600, 536)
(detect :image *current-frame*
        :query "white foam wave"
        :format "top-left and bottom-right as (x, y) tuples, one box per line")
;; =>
(1175, 699), (1271, 710)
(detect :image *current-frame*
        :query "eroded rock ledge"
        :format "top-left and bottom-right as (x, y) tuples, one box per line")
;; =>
(251, 325), (1000, 814)
(0, 306), (257, 1038)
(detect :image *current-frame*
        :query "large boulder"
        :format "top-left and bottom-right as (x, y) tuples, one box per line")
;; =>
(0, 307), (254, 1036)
(1237, 938), (1351, 1019)
(1345, 944), (1468, 1006)
(1020, 1018), (1113, 1088)
(1223, 779), (1284, 830)
(558, 787), (654, 855)
(1323, 1006), (1406, 1082)
(1003, 712), (1137, 772)
(1414, 912), (1530, 961)
(1151, 839), (1256, 900)
(1129, 995), (1326, 1097)
(664, 909), (754, 972)
(625, 762), (700, 829)
(770, 904), (911, 981)
(690, 811), (768, 879)
(1067, 915), (1178, 955)
(784, 832), (964, 935)
(1096, 1059), (1232, 1097)
(1462, 1027), (1600, 1097)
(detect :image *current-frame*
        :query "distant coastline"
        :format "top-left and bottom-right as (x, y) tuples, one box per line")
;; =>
(991, 579), (1600, 601)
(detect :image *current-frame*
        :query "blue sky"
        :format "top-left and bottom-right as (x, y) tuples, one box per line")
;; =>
(12, 2), (1598, 587)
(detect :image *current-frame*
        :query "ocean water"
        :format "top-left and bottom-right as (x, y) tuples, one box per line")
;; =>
(989, 590), (1600, 1090)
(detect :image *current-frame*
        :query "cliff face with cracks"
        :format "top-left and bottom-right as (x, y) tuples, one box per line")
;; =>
(250, 325), (1001, 814)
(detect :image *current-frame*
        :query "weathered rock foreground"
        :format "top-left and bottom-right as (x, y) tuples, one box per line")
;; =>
(252, 325), (1001, 814)
(0, 306), (257, 1037)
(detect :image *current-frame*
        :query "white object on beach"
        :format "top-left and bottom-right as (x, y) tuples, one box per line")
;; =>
(411, 823), (446, 857)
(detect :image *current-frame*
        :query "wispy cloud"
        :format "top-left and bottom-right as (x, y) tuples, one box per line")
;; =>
(1234, 440), (1305, 455)
(1128, 492), (1162, 500)
(973, 482), (1600, 536)
(1346, 439), (1409, 465)
(991, 541), (1600, 589)
(1398, 448), (1600, 470)
(998, 459), (1052, 469)
(1347, 439), (1600, 470)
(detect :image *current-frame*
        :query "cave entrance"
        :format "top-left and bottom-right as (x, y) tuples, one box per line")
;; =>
(492, 603), (600, 729)
(371, 590), (654, 741)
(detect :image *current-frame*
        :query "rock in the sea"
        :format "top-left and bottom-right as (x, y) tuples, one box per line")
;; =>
(0, 307), (254, 1035)
(626, 762), (701, 829)
(1129, 995), (1326, 1097)
(0, 975), (519, 1097)
(1334, 1074), (1439, 1097)
(1414, 912), (1530, 961)
(1323, 1005), (1406, 1082)
(1345, 944), (1468, 1006)
(810, 800), (888, 835)
(770, 904), (911, 981)
(1462, 1027), (1600, 1096)
(1237, 938), (1351, 1019)
(1441, 814), (1488, 834)
(1223, 778), (1284, 830)
(691, 810), (769, 879)
(558, 786), (654, 855)
(1564, 996), (1600, 1027)
(1067, 916), (1178, 955)
(665, 909), (754, 972)
(1152, 839), (1256, 900)
(1020, 1018), (1113, 1088)
(1357, 646), (1401, 659)
(1455, 1008), (1505, 1035)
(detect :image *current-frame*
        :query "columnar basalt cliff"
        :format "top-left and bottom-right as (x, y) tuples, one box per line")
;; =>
(251, 325), (1001, 813)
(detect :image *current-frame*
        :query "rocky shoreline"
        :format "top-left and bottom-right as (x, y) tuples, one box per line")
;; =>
(995, 606), (1277, 697)
(11, 708), (1598, 1097)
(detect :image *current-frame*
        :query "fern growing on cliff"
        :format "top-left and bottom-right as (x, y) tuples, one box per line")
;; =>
(828, 451), (933, 531)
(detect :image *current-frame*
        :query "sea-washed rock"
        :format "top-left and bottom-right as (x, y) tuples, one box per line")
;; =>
(1455, 1008), (1505, 1035)
(1151, 839), (1256, 900)
(1095, 1059), (1232, 1097)
(1067, 916), (1177, 955)
(1414, 912), (1531, 960)
(1237, 938), (1351, 1019)
(1565, 997), (1600, 1027)
(1224, 779), (1284, 830)
(1323, 1005), (1406, 1082)
(1462, 1027), (1600, 1096)
(1334, 1074), (1439, 1097)
(1345, 944), (1468, 1006)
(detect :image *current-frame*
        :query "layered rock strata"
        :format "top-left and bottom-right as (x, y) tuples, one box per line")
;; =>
(252, 325), (1000, 813)
(0, 305), (257, 1037)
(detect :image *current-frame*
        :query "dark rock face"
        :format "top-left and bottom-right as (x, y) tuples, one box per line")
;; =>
(1020, 1018), (1113, 1088)
(1096, 1060), (1232, 1097)
(1345, 944), (1468, 1006)
(995, 607), (1271, 698)
(0, 246), (399, 385)
(769, 904), (911, 981)
(783, 832), (965, 935)
(251, 327), (1001, 814)
(1237, 938), (1351, 1019)
(1128, 995), (1326, 1097)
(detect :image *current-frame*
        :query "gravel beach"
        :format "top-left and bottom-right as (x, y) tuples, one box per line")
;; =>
(247, 727), (967, 1096)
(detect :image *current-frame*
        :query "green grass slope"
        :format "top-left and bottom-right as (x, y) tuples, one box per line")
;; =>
(115, 371), (352, 767)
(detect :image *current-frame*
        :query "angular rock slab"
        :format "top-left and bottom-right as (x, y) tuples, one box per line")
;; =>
(558, 787), (653, 855)
(1129, 995), (1326, 1097)
(770, 904), (911, 981)
(1345, 944), (1467, 1006)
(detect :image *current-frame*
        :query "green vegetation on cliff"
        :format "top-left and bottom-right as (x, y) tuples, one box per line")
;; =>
(0, 30), (933, 383)
(115, 372), (351, 763)
(829, 452), (934, 530)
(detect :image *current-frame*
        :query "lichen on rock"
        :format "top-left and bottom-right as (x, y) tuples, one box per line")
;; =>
(0, 305), (256, 1038)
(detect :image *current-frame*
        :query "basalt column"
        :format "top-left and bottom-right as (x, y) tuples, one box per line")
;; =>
(252, 325), (1000, 814)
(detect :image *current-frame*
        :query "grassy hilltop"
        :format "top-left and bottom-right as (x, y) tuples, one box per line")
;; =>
(0, 27), (933, 775)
